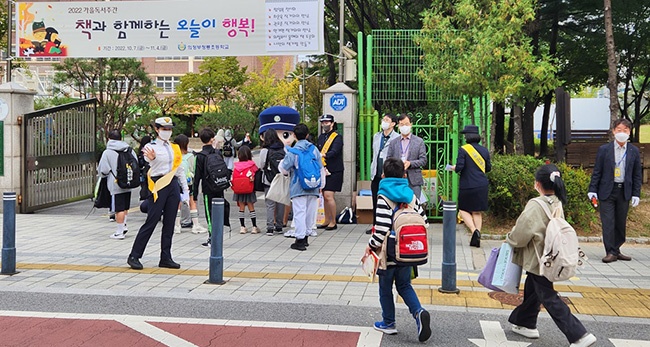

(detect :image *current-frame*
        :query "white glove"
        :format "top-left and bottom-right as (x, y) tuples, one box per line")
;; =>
(180, 191), (190, 203)
(587, 192), (598, 200)
(445, 164), (454, 171)
(631, 196), (640, 207)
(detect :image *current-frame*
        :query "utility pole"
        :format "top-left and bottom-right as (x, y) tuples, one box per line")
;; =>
(338, 0), (344, 83)
(7, 0), (12, 82)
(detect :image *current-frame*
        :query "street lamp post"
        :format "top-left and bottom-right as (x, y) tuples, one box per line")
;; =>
(300, 61), (307, 119)
(288, 62), (319, 120)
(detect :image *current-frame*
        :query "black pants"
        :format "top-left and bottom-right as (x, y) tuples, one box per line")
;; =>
(130, 177), (180, 261)
(599, 185), (629, 255)
(203, 191), (231, 233)
(371, 174), (382, 225)
(508, 273), (587, 343)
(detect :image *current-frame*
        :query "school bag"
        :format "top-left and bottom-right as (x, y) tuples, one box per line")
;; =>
(380, 195), (429, 265)
(231, 164), (255, 194)
(203, 150), (231, 194)
(113, 147), (140, 189)
(264, 147), (285, 184)
(222, 140), (234, 157)
(533, 199), (587, 282)
(287, 144), (321, 190)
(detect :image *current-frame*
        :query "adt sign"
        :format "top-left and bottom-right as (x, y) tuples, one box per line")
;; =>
(330, 93), (347, 111)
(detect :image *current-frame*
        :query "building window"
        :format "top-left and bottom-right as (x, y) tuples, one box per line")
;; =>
(156, 56), (187, 61)
(156, 76), (181, 93)
(34, 57), (61, 62)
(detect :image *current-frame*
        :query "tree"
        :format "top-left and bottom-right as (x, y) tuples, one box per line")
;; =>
(604, 0), (620, 124)
(418, 0), (559, 154)
(195, 100), (256, 139)
(52, 58), (155, 139)
(176, 57), (247, 113)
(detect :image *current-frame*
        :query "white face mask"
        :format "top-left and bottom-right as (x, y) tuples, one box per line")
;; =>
(399, 125), (411, 135)
(159, 130), (172, 141)
(381, 121), (392, 131)
(614, 132), (629, 143)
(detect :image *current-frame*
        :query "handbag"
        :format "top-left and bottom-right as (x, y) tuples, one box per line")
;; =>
(478, 247), (502, 291)
(266, 173), (291, 206)
(491, 243), (522, 294)
(337, 206), (357, 224)
(94, 177), (112, 209)
(254, 170), (265, 192)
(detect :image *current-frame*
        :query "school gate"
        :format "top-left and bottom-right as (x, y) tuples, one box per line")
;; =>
(356, 30), (490, 220)
(21, 99), (97, 213)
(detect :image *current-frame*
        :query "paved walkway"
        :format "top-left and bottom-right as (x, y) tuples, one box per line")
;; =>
(2, 194), (650, 319)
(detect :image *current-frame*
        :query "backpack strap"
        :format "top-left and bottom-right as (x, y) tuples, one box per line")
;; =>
(533, 197), (563, 219)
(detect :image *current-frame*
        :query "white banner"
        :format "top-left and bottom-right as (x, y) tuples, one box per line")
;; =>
(16, 0), (324, 58)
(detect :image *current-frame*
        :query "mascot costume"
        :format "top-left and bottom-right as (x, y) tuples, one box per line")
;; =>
(258, 106), (300, 146)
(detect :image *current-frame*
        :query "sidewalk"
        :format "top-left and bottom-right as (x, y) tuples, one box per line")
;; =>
(2, 194), (650, 319)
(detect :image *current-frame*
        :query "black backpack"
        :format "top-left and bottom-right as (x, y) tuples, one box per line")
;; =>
(113, 148), (140, 189)
(222, 141), (234, 157)
(203, 150), (231, 194)
(264, 148), (285, 183)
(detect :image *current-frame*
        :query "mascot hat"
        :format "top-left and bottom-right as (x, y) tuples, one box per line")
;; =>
(258, 106), (300, 135)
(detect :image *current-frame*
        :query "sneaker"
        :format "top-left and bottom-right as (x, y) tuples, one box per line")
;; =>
(191, 225), (208, 234)
(284, 229), (295, 238)
(373, 321), (397, 335)
(122, 225), (128, 235)
(266, 228), (275, 236)
(309, 229), (318, 237)
(201, 238), (211, 247)
(108, 213), (116, 222)
(174, 226), (182, 234)
(239, 226), (248, 234)
(570, 333), (596, 347)
(415, 309), (431, 342)
(275, 226), (283, 233)
(512, 325), (540, 339)
(109, 232), (125, 240)
(251, 226), (260, 234)
(181, 222), (193, 229)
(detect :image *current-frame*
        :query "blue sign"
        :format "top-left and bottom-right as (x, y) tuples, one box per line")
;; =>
(330, 93), (347, 111)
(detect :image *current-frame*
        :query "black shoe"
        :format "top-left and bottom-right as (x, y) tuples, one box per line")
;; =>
(365, 228), (373, 235)
(202, 238), (211, 247)
(316, 224), (328, 229)
(305, 236), (309, 247)
(275, 226), (283, 233)
(266, 228), (275, 236)
(470, 229), (481, 248)
(325, 224), (338, 231)
(109, 213), (116, 222)
(159, 259), (181, 269)
(127, 256), (143, 270)
(290, 238), (307, 251)
(181, 222), (193, 228)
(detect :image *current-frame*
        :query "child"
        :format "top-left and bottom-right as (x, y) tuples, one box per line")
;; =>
(279, 123), (323, 251)
(506, 164), (596, 347)
(259, 129), (286, 236)
(232, 146), (260, 234)
(365, 157), (431, 342)
(173, 134), (207, 234)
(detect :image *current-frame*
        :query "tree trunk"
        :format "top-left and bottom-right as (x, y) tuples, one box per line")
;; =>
(494, 102), (505, 154)
(540, 92), (552, 157)
(512, 105), (524, 155)
(604, 0), (620, 125)
(522, 101), (536, 156)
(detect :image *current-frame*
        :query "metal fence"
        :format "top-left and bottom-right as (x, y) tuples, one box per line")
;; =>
(22, 99), (97, 213)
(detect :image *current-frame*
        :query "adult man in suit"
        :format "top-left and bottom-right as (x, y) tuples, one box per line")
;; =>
(588, 118), (642, 263)
(386, 114), (427, 200)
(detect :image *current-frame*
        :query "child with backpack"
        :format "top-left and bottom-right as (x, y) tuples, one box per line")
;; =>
(505, 164), (596, 347)
(231, 146), (260, 234)
(279, 123), (323, 251)
(173, 134), (208, 234)
(365, 157), (431, 342)
(259, 129), (286, 236)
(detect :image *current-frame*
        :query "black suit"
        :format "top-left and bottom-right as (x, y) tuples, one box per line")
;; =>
(588, 142), (642, 256)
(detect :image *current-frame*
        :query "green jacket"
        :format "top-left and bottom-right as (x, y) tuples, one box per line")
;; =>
(505, 195), (562, 276)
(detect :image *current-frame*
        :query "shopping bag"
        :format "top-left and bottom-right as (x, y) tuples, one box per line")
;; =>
(361, 250), (379, 282)
(478, 247), (502, 291)
(316, 193), (326, 225)
(491, 243), (522, 294)
(266, 173), (291, 206)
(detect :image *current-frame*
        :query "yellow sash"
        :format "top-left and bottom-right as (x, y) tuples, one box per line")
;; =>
(147, 143), (183, 202)
(320, 132), (338, 166)
(462, 144), (485, 173)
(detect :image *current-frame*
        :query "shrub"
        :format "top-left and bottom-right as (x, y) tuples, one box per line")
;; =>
(555, 162), (600, 233)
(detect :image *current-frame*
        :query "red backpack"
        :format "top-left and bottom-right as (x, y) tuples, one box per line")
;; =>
(231, 165), (255, 194)
(379, 195), (429, 265)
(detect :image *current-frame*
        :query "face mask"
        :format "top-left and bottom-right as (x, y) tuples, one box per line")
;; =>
(399, 125), (411, 135)
(381, 121), (392, 131)
(322, 125), (331, 133)
(159, 130), (172, 141)
(614, 132), (629, 143)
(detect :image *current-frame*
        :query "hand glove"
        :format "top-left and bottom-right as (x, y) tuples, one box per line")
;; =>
(445, 164), (454, 171)
(180, 191), (190, 203)
(631, 196), (640, 207)
(587, 192), (598, 201)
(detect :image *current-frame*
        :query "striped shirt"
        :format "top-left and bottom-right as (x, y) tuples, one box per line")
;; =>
(368, 195), (427, 251)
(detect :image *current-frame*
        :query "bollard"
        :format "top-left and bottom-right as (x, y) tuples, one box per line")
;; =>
(206, 198), (226, 284)
(439, 200), (459, 294)
(2, 192), (18, 275)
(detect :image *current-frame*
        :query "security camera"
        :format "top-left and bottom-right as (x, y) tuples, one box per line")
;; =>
(341, 46), (357, 59)
(345, 41), (353, 48)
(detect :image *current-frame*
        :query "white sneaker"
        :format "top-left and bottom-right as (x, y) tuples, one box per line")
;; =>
(251, 226), (260, 234)
(109, 232), (125, 240)
(284, 229), (295, 238)
(191, 224), (208, 234)
(570, 333), (596, 347)
(174, 226), (182, 234)
(309, 229), (318, 237)
(512, 325), (539, 339)
(240, 226), (248, 234)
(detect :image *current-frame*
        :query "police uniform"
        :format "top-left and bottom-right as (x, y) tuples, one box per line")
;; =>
(128, 117), (188, 270)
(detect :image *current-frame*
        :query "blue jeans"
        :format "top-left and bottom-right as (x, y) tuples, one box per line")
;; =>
(378, 265), (422, 325)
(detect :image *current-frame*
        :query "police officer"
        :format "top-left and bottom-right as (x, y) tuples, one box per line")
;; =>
(127, 117), (189, 270)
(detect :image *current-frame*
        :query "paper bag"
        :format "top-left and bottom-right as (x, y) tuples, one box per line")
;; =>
(266, 174), (291, 206)
(491, 243), (522, 294)
(361, 251), (379, 282)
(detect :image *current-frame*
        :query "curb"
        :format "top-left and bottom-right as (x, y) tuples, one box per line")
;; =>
(478, 233), (650, 245)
